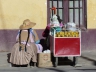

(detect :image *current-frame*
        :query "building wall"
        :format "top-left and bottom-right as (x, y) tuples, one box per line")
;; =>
(82, 0), (96, 51)
(0, 0), (47, 29)
(0, 0), (96, 52)
(87, 0), (96, 29)
(0, 0), (47, 51)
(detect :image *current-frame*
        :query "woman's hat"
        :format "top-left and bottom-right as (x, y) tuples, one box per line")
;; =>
(19, 19), (36, 30)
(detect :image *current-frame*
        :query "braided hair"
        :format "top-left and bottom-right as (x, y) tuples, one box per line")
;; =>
(56, 15), (62, 23)
(19, 29), (30, 52)
(51, 15), (62, 24)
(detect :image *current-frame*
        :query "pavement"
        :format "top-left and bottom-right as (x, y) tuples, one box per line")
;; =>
(0, 50), (96, 72)
(78, 50), (96, 66)
(0, 65), (96, 72)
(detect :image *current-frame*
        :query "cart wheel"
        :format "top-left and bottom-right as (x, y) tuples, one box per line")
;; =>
(73, 57), (77, 66)
(51, 53), (58, 67)
(54, 57), (58, 67)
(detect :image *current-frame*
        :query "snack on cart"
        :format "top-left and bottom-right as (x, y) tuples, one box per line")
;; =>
(49, 22), (81, 67)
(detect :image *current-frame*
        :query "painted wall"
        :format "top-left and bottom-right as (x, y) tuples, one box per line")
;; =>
(87, 0), (96, 29)
(0, 0), (47, 29)
(0, 0), (96, 52)
(0, 0), (96, 30)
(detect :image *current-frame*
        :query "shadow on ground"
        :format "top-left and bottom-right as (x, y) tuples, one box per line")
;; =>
(58, 57), (73, 66)
(7, 53), (11, 63)
(81, 55), (96, 66)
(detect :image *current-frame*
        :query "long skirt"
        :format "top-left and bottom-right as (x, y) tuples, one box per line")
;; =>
(10, 42), (37, 65)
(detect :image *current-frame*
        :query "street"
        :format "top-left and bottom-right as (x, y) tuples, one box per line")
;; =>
(0, 66), (96, 72)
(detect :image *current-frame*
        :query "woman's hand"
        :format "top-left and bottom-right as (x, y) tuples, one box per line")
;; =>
(50, 24), (54, 27)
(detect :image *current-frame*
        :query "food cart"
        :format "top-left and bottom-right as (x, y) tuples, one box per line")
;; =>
(49, 27), (81, 67)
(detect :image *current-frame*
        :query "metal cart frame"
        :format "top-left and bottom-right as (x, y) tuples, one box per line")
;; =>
(49, 28), (81, 67)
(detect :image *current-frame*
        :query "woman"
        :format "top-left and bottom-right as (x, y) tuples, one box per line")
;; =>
(42, 15), (63, 50)
(10, 19), (43, 67)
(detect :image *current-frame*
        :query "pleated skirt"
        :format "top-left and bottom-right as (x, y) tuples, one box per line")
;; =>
(10, 42), (37, 65)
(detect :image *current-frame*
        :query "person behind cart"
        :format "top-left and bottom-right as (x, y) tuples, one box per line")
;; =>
(50, 7), (63, 32)
(10, 19), (43, 67)
(42, 7), (64, 50)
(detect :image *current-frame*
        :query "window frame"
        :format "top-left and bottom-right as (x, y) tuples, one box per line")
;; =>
(47, 0), (87, 30)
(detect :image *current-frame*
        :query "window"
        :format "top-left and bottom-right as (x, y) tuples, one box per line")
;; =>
(47, 0), (87, 30)
(47, 0), (64, 23)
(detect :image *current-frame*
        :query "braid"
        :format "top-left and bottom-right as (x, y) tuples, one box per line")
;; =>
(19, 30), (22, 51)
(56, 15), (62, 23)
(25, 29), (30, 52)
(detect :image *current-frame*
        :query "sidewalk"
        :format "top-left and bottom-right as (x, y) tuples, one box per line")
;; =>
(0, 52), (10, 67)
(0, 50), (96, 68)
(78, 50), (96, 66)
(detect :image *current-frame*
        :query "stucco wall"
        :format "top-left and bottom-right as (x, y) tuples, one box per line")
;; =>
(0, 0), (96, 52)
(0, 0), (47, 29)
(0, 0), (95, 29)
(87, 0), (96, 29)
